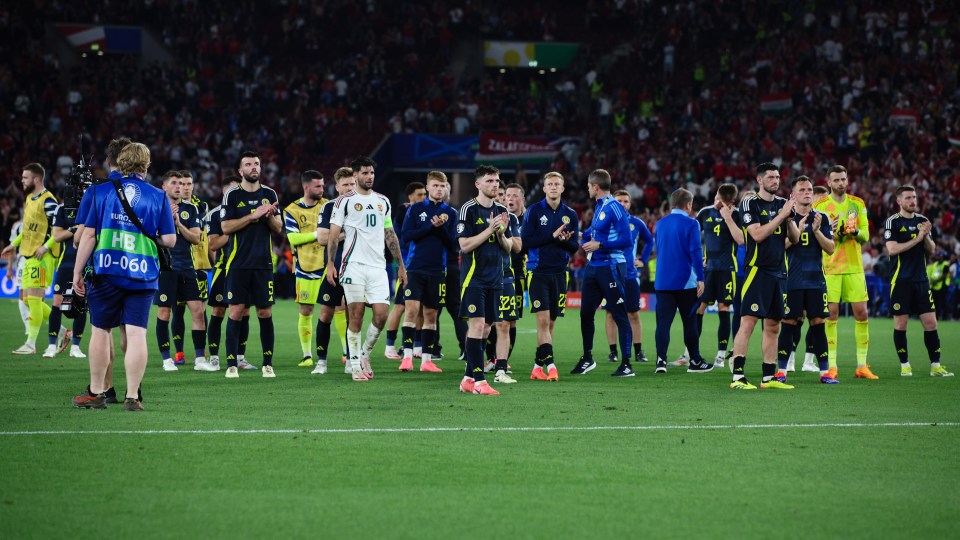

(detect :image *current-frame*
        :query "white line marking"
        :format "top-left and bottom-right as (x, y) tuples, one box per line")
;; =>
(0, 422), (957, 436)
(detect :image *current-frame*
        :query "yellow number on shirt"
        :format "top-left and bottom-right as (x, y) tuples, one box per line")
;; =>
(801, 232), (809, 246)
(713, 224), (721, 236)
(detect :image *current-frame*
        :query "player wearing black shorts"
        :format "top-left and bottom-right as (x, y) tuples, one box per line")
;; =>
(457, 165), (514, 395)
(43, 202), (87, 359)
(154, 171), (211, 372)
(313, 167), (356, 373)
(775, 176), (837, 385)
(486, 187), (521, 383)
(730, 162), (800, 390)
(884, 185), (953, 377)
(170, 171), (211, 366)
(220, 151), (282, 379)
(521, 171), (579, 381)
(504, 183), (527, 357)
(384, 182), (426, 359)
(437, 180), (467, 359)
(398, 172), (456, 373)
(693, 184), (744, 367)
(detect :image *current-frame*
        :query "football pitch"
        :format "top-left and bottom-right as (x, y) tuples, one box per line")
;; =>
(1, 299), (958, 539)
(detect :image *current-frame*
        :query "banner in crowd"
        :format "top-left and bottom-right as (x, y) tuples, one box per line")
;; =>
(56, 24), (143, 53)
(889, 108), (920, 127)
(474, 133), (576, 165)
(760, 93), (792, 114)
(483, 41), (580, 69)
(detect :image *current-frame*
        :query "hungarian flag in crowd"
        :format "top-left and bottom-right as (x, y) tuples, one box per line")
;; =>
(760, 93), (792, 114)
(889, 108), (919, 127)
(949, 136), (960, 147)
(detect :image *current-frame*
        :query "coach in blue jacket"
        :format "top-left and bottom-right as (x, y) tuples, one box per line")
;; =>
(653, 188), (713, 373)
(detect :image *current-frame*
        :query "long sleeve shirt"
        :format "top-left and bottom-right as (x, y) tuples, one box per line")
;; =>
(654, 209), (704, 290)
(522, 199), (579, 273)
(586, 194), (632, 267)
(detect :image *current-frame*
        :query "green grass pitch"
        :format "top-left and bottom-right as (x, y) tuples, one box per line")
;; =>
(0, 298), (958, 539)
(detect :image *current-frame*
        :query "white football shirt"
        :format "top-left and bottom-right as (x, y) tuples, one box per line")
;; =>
(329, 190), (393, 269)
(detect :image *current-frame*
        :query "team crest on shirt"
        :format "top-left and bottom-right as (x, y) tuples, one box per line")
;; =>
(160, 294), (168, 302)
(354, 203), (363, 211)
(751, 304), (759, 311)
(630, 224), (635, 230)
(562, 216), (570, 224)
(180, 211), (189, 220)
(262, 198), (269, 205)
(216, 294), (223, 302)
(405, 289), (412, 296)
(323, 294), (331, 301)
(785, 306), (791, 315)
(893, 303), (901, 310)
(377, 204), (383, 212)
(300, 291), (308, 300)
(228, 292), (233, 299)
(54, 284), (60, 292)
(533, 300), (541, 308)
(599, 212), (606, 220)
(468, 304), (476, 313)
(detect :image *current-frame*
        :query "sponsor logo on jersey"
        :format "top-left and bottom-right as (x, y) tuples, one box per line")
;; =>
(539, 215), (548, 225)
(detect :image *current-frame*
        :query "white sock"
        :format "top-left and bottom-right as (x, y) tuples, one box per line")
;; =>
(403, 348), (413, 359)
(19, 300), (29, 332)
(820, 369), (828, 376)
(26, 338), (36, 348)
(717, 350), (726, 359)
(804, 352), (816, 364)
(683, 347), (689, 358)
(931, 362), (940, 368)
(787, 352), (795, 364)
(413, 346), (422, 356)
(347, 330), (362, 370)
(362, 324), (382, 357)
(421, 352), (432, 365)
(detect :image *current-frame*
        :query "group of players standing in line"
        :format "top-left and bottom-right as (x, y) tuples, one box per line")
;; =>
(11, 152), (954, 396)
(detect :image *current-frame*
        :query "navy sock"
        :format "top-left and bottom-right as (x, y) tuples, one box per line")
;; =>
(415, 329), (423, 349)
(508, 326), (516, 358)
(732, 355), (746, 376)
(259, 317), (274, 366)
(239, 315), (250, 356)
(316, 319), (331, 360)
(761, 361), (776, 382)
(192, 329), (206, 359)
(924, 330), (941, 364)
(893, 329), (908, 364)
(401, 325), (415, 353)
(422, 329), (437, 357)
(485, 331), (497, 362)
(172, 304), (186, 356)
(207, 315), (223, 357)
(386, 329), (398, 347)
(72, 314), (86, 346)
(777, 324), (796, 370)
(156, 318), (171, 360)
(696, 313), (704, 338)
(48, 307), (62, 346)
(809, 323), (828, 371)
(465, 337), (485, 381)
(717, 311), (730, 351)
(225, 317), (240, 367)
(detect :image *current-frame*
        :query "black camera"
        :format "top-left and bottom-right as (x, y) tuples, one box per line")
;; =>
(60, 287), (87, 319)
(62, 157), (94, 214)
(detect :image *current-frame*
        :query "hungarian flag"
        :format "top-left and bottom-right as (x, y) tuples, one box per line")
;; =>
(475, 133), (575, 164)
(948, 136), (960, 147)
(889, 108), (919, 127)
(760, 93), (792, 114)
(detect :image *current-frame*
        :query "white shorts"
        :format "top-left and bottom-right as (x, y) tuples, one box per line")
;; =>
(15, 257), (24, 288)
(340, 262), (390, 305)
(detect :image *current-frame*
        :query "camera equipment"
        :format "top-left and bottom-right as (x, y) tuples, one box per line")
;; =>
(62, 136), (95, 214)
(60, 287), (87, 319)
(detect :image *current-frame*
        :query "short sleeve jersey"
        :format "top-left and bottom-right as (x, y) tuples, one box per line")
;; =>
(813, 194), (868, 275)
(329, 190), (392, 270)
(318, 199), (344, 270)
(207, 205), (230, 271)
(786, 210), (833, 290)
(884, 213), (930, 283)
(284, 198), (326, 278)
(171, 200), (200, 271)
(697, 206), (741, 272)
(740, 194), (789, 277)
(52, 205), (78, 268)
(458, 198), (511, 289)
(220, 184), (279, 271)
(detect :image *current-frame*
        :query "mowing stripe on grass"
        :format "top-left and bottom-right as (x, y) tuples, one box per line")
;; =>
(1, 421), (958, 436)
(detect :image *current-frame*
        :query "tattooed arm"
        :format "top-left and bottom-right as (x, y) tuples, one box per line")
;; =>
(385, 227), (408, 287)
(325, 223), (342, 285)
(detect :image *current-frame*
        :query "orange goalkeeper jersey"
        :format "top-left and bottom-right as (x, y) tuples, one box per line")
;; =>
(812, 194), (869, 275)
